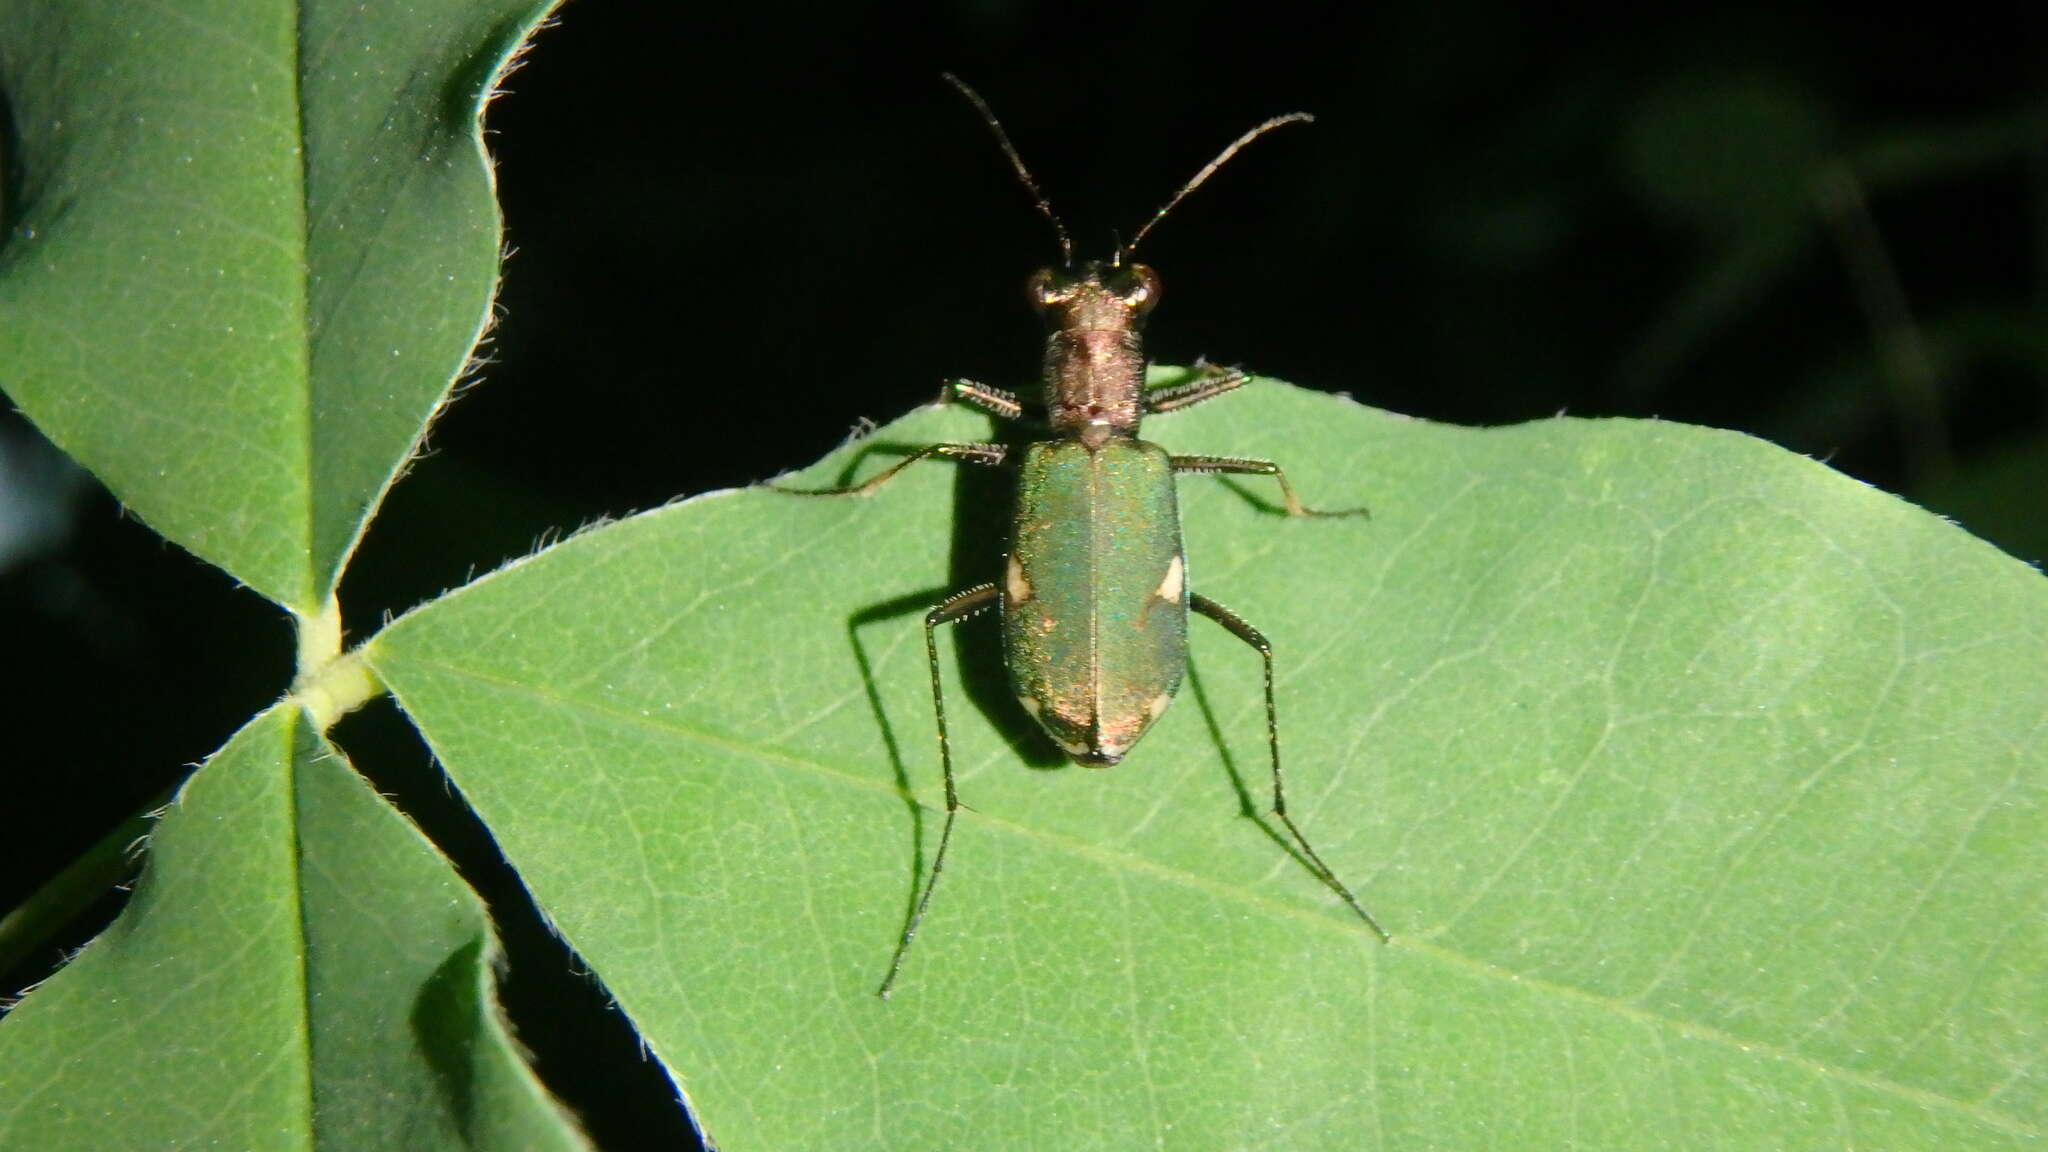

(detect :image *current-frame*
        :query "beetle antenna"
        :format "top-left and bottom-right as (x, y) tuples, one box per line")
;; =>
(1125, 112), (1314, 257)
(942, 73), (1074, 267)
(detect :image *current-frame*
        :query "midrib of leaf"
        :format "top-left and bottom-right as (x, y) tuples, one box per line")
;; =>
(371, 644), (2038, 1140)
(288, 0), (318, 615)
(279, 707), (318, 1148)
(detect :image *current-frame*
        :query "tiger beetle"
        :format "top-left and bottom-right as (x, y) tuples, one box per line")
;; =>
(797, 75), (1388, 998)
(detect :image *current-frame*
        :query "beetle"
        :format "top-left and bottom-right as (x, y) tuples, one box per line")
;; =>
(797, 75), (1388, 996)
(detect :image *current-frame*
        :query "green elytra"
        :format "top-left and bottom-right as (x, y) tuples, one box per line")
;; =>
(792, 76), (1389, 997)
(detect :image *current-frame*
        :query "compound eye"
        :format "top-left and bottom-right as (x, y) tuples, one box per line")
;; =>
(1121, 264), (1161, 312)
(1027, 267), (1073, 309)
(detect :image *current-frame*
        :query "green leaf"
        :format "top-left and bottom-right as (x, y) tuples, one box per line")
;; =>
(0, 705), (589, 1151)
(369, 378), (2045, 1149)
(0, 0), (551, 612)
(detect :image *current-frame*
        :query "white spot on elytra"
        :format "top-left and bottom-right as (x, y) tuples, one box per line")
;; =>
(1155, 554), (1185, 603)
(1017, 695), (1042, 719)
(1147, 693), (1173, 722)
(1005, 554), (1032, 604)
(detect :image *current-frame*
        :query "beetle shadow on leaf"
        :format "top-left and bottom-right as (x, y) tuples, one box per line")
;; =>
(1213, 477), (1289, 517)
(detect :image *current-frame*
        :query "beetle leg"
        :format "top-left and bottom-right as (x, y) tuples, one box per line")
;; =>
(880, 582), (1002, 998)
(1170, 454), (1368, 518)
(1190, 593), (1389, 943)
(1143, 363), (1246, 413)
(947, 378), (1025, 421)
(781, 442), (1007, 497)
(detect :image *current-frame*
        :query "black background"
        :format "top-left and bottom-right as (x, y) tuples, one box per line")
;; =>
(5, 3), (2044, 1146)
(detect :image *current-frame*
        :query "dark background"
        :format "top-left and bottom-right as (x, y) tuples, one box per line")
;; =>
(5, 3), (2044, 1146)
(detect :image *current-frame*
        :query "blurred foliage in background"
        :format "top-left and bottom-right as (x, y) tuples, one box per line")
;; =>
(3, 2), (2042, 1142)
